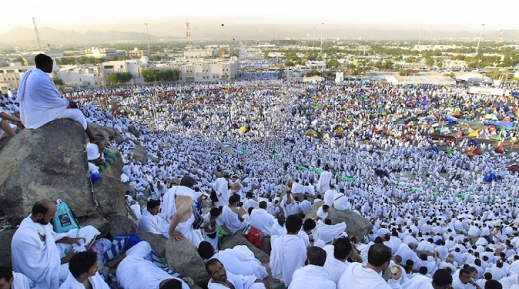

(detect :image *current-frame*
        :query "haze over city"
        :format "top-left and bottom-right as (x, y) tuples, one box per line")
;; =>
(1, 0), (518, 45)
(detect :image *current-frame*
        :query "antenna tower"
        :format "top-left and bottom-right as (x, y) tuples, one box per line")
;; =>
(32, 17), (42, 50)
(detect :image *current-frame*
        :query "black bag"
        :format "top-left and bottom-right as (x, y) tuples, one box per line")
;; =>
(210, 188), (219, 202)
(192, 208), (204, 230)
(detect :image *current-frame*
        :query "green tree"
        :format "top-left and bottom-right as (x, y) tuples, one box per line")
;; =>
(425, 57), (434, 67)
(108, 72), (132, 85)
(52, 76), (64, 86)
(326, 59), (340, 68)
(141, 68), (157, 82)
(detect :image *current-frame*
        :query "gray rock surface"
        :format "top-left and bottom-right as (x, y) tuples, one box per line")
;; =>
(107, 213), (136, 237)
(131, 145), (147, 164)
(166, 238), (209, 286)
(136, 232), (167, 258)
(305, 203), (373, 239)
(79, 213), (111, 239)
(0, 120), (127, 224)
(0, 229), (15, 268)
(0, 120), (95, 224)
(89, 122), (124, 144)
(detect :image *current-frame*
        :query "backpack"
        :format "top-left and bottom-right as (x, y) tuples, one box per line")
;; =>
(52, 199), (80, 233)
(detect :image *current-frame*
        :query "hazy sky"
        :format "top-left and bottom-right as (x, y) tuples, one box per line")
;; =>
(1, 0), (517, 35)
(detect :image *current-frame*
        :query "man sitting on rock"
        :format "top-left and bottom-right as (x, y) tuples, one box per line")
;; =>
(59, 251), (109, 289)
(205, 258), (272, 289)
(0, 266), (33, 289)
(198, 241), (268, 280)
(0, 106), (22, 139)
(11, 199), (88, 289)
(16, 54), (96, 142)
(116, 241), (189, 289)
(221, 194), (248, 236)
(137, 199), (162, 235)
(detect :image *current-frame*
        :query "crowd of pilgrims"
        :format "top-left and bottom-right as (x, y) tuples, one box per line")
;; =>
(6, 72), (519, 289)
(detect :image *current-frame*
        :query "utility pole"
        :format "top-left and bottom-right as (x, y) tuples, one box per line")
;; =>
(475, 24), (485, 69)
(145, 23), (151, 57)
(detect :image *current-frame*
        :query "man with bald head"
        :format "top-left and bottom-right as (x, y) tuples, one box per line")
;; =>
(11, 199), (84, 289)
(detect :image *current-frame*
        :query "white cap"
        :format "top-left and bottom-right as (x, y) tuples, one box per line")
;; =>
(87, 144), (100, 161)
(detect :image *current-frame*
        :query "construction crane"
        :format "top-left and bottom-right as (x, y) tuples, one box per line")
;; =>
(32, 17), (42, 50)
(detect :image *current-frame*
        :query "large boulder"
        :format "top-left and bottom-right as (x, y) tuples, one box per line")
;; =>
(305, 203), (373, 239)
(0, 119), (127, 224)
(165, 238), (208, 286)
(131, 145), (147, 164)
(0, 229), (15, 268)
(89, 122), (124, 144)
(107, 214), (136, 237)
(136, 232), (167, 258)
(78, 213), (111, 239)
(92, 149), (127, 216)
(0, 120), (95, 224)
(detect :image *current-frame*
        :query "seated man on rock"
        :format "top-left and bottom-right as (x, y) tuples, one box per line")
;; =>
(115, 241), (189, 289)
(0, 266), (33, 289)
(205, 258), (272, 289)
(11, 199), (97, 289)
(16, 53), (96, 142)
(221, 194), (248, 236)
(137, 199), (162, 234)
(0, 106), (23, 139)
(59, 251), (109, 289)
(198, 241), (268, 280)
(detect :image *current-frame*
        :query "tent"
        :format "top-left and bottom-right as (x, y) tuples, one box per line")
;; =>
(468, 138), (479, 146)
(468, 130), (479, 137)
(484, 173), (498, 182)
(305, 129), (319, 138)
(508, 165), (519, 172)
(491, 135), (502, 141)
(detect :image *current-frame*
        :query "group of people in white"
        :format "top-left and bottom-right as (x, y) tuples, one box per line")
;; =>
(3, 53), (519, 289)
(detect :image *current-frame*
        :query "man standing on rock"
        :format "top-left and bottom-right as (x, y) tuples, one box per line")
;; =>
(11, 199), (85, 289)
(213, 174), (230, 207)
(162, 176), (204, 247)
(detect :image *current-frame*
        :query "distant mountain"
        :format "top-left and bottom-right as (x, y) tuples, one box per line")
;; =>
(1, 25), (518, 49)
(0, 26), (161, 48)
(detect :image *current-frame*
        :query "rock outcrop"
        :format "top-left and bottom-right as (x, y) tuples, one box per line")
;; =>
(136, 232), (167, 258)
(165, 238), (209, 286)
(0, 229), (15, 268)
(89, 122), (124, 144)
(0, 119), (126, 224)
(107, 213), (136, 237)
(305, 203), (373, 239)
